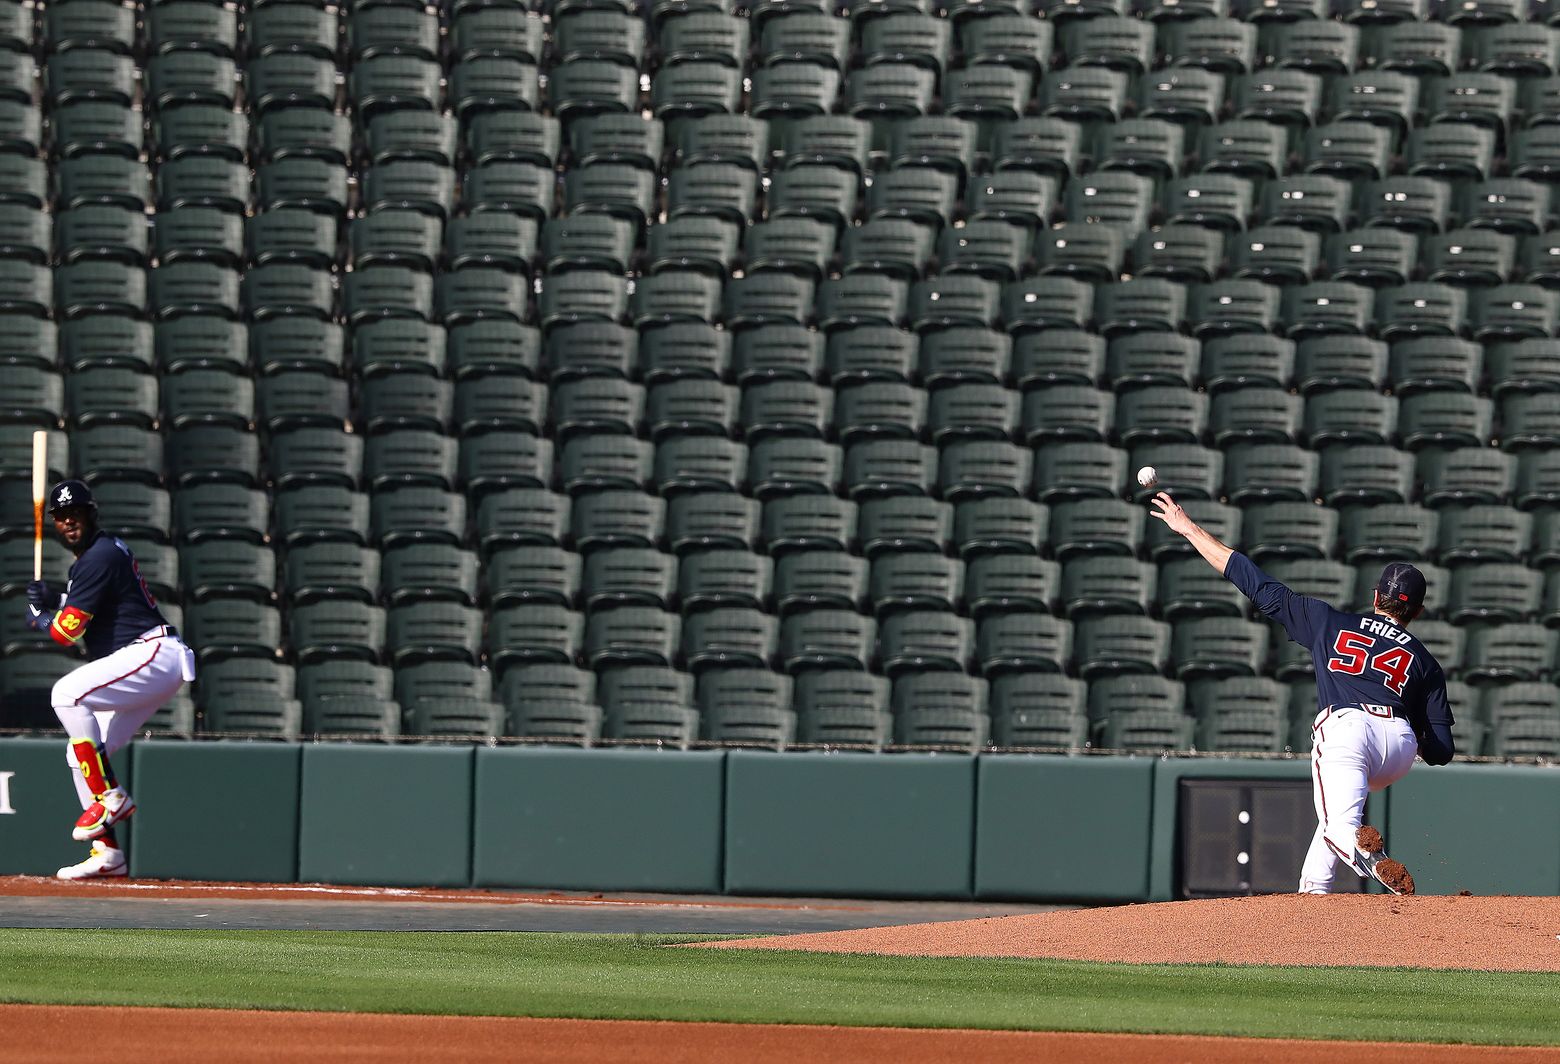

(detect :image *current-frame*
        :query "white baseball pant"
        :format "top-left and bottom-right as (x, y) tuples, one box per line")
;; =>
(1298, 704), (1419, 894)
(52, 628), (188, 810)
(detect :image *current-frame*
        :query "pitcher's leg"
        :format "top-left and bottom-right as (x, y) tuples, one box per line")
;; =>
(1298, 821), (1337, 894)
(1304, 713), (1371, 890)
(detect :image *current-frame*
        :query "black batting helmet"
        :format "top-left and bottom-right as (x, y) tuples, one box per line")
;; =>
(48, 479), (96, 514)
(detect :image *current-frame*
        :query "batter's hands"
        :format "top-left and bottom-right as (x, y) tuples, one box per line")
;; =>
(1148, 492), (1196, 537)
(26, 580), (57, 611)
(25, 606), (51, 631)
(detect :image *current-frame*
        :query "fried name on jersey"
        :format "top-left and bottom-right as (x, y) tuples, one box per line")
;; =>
(1357, 616), (1412, 645)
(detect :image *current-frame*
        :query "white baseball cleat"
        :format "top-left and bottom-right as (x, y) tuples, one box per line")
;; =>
(1354, 825), (1415, 896)
(56, 842), (127, 881)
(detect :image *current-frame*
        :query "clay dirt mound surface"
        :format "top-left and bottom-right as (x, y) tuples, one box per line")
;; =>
(701, 894), (1560, 972)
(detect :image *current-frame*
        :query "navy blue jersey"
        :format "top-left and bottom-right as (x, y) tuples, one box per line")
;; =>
(1225, 552), (1455, 765)
(53, 533), (169, 661)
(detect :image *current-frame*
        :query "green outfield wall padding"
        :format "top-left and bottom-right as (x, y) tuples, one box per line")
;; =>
(724, 750), (976, 899)
(974, 755), (1154, 902)
(298, 744), (473, 888)
(1147, 757), (1384, 901)
(471, 747), (725, 893)
(1386, 763), (1560, 897)
(0, 737), (133, 876)
(130, 741), (300, 882)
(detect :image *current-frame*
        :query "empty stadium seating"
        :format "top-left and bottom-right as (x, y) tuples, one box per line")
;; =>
(0, 0), (1557, 760)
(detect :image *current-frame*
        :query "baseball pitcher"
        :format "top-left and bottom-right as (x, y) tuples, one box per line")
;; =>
(1150, 492), (1455, 895)
(25, 480), (194, 880)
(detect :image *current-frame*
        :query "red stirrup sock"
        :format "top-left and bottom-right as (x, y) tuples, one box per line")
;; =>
(69, 738), (118, 799)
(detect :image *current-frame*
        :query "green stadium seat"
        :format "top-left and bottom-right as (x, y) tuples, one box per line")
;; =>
(64, 366), (156, 427)
(1421, 446), (1518, 507)
(350, 5), (438, 62)
(303, 696), (401, 741)
(1338, 503), (1436, 563)
(1087, 674), (1184, 734)
(570, 490), (664, 553)
(791, 672), (890, 748)
(394, 661), (492, 707)
(284, 542), (380, 604)
(368, 111), (459, 169)
(1199, 120), (1287, 180)
(1462, 624), (1555, 682)
(1488, 716), (1560, 759)
(386, 602), (483, 666)
(297, 662), (394, 710)
(179, 540), (275, 603)
(1207, 388), (1302, 448)
(952, 497), (1047, 558)
(1073, 615), (1171, 678)
(1240, 502), (1338, 564)
(1171, 616), (1266, 680)
(448, 320), (541, 381)
(1061, 556), (1155, 616)
(370, 486), (466, 549)
(381, 543), (480, 607)
(1448, 563), (1543, 624)
(586, 606), (681, 668)
(1136, 67), (1226, 127)
(681, 607), (776, 670)
(202, 694), (302, 739)
(1158, 556), (1247, 619)
(485, 545), (579, 610)
(276, 487), (371, 550)
(194, 658), (295, 713)
(1046, 497), (1144, 561)
(351, 210), (440, 274)
(364, 430), (458, 491)
(856, 495), (951, 557)
(650, 436), (745, 496)
(472, 488), (569, 557)
(1427, 229), (1515, 287)
(258, 371), (347, 433)
(245, 50), (339, 113)
(461, 162), (555, 221)
(405, 698), (504, 740)
(1131, 225), (1221, 285)
(602, 702), (699, 747)
(255, 108), (351, 174)
(288, 601), (387, 665)
(91, 482), (172, 544)
(1259, 175), (1351, 233)
(171, 484), (268, 546)
(485, 604), (584, 672)
(1453, 177), (1541, 234)
(1061, 171), (1155, 231)
(454, 377), (544, 437)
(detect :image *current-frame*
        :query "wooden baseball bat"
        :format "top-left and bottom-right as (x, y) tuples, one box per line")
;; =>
(31, 429), (45, 581)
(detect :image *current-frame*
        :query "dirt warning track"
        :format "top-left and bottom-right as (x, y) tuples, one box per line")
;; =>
(5, 1007), (1559, 1064)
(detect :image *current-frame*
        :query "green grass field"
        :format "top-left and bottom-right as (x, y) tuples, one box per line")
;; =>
(0, 929), (1556, 1045)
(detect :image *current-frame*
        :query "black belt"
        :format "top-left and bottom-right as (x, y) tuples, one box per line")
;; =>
(1325, 703), (1407, 721)
(133, 625), (179, 642)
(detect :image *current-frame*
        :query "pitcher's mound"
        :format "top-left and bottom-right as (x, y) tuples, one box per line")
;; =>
(699, 895), (1560, 972)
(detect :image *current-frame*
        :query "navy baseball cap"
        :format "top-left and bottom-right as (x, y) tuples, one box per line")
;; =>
(48, 479), (95, 514)
(1376, 561), (1426, 611)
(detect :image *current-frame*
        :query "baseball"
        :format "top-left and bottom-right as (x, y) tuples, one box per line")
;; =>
(1137, 465), (1158, 489)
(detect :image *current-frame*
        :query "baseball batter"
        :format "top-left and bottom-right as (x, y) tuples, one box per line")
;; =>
(1149, 492), (1456, 895)
(25, 480), (193, 880)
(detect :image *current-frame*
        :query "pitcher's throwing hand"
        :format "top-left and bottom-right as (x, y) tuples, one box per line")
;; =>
(1148, 492), (1196, 537)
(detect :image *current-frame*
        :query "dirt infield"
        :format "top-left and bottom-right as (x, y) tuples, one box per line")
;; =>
(0, 876), (861, 911)
(704, 894), (1560, 972)
(6, 1006), (1560, 1064)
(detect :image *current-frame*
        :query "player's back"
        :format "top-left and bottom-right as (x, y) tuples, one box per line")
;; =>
(1309, 606), (1443, 717)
